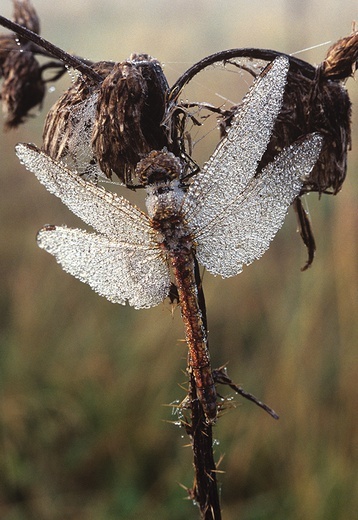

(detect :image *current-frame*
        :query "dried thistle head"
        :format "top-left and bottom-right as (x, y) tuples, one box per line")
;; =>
(92, 54), (169, 183)
(321, 26), (358, 80)
(42, 61), (114, 177)
(1, 48), (44, 129)
(207, 33), (356, 268)
(256, 66), (352, 196)
(43, 54), (170, 185)
(259, 38), (356, 268)
(0, 0), (44, 128)
(217, 44), (355, 198)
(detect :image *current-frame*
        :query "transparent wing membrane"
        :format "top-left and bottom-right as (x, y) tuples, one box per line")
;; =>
(182, 57), (323, 277)
(182, 56), (290, 226)
(193, 134), (322, 277)
(17, 144), (170, 308)
(16, 143), (152, 243)
(37, 226), (170, 309)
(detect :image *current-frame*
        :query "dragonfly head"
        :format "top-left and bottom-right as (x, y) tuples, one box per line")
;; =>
(136, 150), (182, 185)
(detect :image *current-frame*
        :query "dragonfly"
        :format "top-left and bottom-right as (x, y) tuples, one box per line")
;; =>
(16, 56), (322, 423)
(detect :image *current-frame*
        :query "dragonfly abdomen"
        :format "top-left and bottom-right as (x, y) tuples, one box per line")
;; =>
(170, 251), (217, 423)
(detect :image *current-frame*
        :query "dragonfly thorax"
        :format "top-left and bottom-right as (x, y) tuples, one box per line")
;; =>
(145, 177), (185, 221)
(136, 150), (186, 220)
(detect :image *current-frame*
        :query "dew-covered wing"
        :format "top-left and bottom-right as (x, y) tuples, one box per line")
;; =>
(191, 134), (323, 277)
(17, 143), (170, 307)
(37, 226), (171, 309)
(182, 56), (290, 230)
(16, 143), (148, 244)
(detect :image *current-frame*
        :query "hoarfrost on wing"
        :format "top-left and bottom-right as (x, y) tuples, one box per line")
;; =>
(193, 134), (322, 277)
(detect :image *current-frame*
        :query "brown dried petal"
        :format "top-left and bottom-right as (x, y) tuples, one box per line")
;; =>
(0, 36), (17, 72)
(13, 0), (40, 35)
(1, 49), (44, 128)
(322, 31), (358, 80)
(301, 78), (351, 194)
(92, 61), (151, 181)
(42, 61), (114, 161)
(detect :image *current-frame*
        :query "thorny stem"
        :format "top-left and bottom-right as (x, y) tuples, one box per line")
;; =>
(186, 260), (279, 518)
(187, 258), (221, 519)
(189, 374), (221, 520)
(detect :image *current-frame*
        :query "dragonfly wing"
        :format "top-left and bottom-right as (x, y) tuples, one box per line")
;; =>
(182, 56), (290, 227)
(37, 225), (171, 309)
(16, 143), (149, 242)
(192, 134), (323, 277)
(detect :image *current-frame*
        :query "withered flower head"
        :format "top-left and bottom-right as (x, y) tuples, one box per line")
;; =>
(42, 55), (170, 185)
(322, 27), (358, 80)
(92, 54), (169, 183)
(1, 49), (44, 128)
(0, 0), (44, 128)
(261, 36), (356, 268)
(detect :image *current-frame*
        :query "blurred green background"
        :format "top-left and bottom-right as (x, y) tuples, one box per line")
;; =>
(0, 1), (357, 519)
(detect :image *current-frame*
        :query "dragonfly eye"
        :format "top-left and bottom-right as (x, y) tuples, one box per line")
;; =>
(157, 185), (170, 195)
(146, 168), (171, 185)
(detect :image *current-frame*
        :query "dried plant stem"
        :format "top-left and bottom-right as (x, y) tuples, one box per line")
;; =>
(189, 374), (222, 520)
(0, 15), (102, 82)
(185, 260), (222, 519)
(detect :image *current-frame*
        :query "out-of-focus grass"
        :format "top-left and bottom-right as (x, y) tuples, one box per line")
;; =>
(0, 1), (357, 519)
